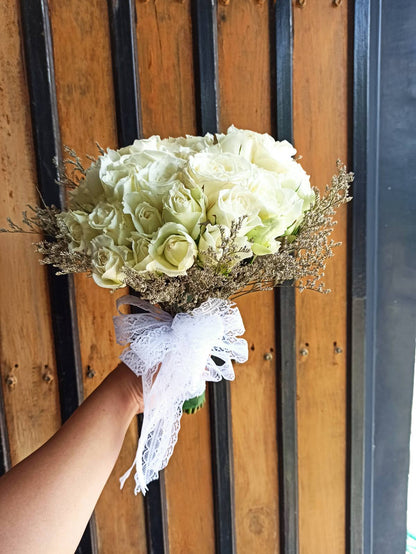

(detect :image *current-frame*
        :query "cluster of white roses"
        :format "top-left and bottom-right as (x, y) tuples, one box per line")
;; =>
(59, 126), (315, 289)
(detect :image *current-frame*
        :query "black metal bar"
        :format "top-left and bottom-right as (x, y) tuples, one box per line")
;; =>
(143, 470), (170, 554)
(19, 2), (95, 553)
(192, 2), (236, 553)
(209, 361), (236, 554)
(273, 0), (294, 143)
(107, 3), (168, 552)
(271, 2), (299, 553)
(191, 0), (219, 135)
(275, 288), (298, 554)
(351, 0), (383, 551)
(350, 1), (372, 552)
(107, 0), (142, 146)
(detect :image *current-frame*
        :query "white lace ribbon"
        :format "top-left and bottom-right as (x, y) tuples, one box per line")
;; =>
(113, 295), (248, 495)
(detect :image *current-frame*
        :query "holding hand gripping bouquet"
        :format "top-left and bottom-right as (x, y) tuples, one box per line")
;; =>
(1, 126), (352, 494)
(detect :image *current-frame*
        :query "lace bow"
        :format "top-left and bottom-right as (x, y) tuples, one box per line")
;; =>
(113, 295), (248, 495)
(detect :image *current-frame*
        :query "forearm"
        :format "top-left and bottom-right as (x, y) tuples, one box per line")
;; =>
(0, 363), (142, 554)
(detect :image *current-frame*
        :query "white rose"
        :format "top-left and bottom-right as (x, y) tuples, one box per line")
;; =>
(184, 152), (253, 207)
(137, 155), (186, 209)
(90, 235), (130, 289)
(162, 182), (206, 239)
(88, 201), (134, 245)
(144, 222), (197, 277)
(198, 223), (251, 267)
(111, 175), (138, 201)
(207, 185), (262, 234)
(247, 220), (282, 256)
(279, 161), (315, 212)
(160, 133), (214, 158)
(123, 192), (163, 236)
(97, 151), (137, 201)
(99, 149), (130, 187)
(126, 232), (151, 272)
(248, 169), (305, 234)
(99, 148), (166, 201)
(125, 150), (171, 170)
(128, 135), (163, 153)
(57, 210), (98, 253)
(68, 163), (106, 211)
(217, 125), (297, 173)
(254, 140), (297, 173)
(215, 125), (270, 161)
(198, 223), (224, 265)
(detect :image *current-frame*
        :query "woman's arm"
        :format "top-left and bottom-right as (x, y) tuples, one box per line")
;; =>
(0, 363), (143, 554)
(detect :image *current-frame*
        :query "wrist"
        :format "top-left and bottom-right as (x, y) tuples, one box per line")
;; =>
(102, 363), (144, 424)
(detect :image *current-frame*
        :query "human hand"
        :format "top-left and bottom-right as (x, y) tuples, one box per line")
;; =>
(108, 362), (144, 417)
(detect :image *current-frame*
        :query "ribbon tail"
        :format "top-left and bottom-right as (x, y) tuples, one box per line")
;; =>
(120, 436), (148, 495)
(120, 357), (187, 495)
(119, 462), (135, 491)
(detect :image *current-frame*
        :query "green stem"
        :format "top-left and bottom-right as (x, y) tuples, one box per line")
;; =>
(182, 390), (206, 415)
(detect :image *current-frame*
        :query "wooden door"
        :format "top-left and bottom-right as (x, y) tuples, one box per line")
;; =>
(0, 1), (353, 553)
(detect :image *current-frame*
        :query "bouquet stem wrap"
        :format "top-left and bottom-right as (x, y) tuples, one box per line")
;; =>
(113, 295), (248, 495)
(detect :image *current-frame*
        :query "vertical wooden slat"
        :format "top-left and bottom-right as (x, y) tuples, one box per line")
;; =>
(48, 2), (147, 553)
(135, 2), (215, 553)
(192, 2), (236, 553)
(19, 2), (96, 552)
(136, 0), (197, 138)
(272, 2), (299, 553)
(217, 2), (280, 552)
(293, 1), (350, 552)
(0, 0), (59, 481)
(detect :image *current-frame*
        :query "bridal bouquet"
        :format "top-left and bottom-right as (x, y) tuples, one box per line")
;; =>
(1, 126), (352, 494)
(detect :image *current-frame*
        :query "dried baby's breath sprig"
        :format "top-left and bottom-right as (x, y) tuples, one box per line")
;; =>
(62, 146), (88, 176)
(215, 217), (252, 272)
(121, 161), (352, 312)
(0, 204), (91, 273)
(0, 205), (61, 237)
(0, 217), (28, 234)
(198, 217), (252, 274)
(35, 239), (92, 275)
(55, 146), (98, 191)
(285, 160), (353, 292)
(1, 157), (352, 314)
(54, 149), (84, 192)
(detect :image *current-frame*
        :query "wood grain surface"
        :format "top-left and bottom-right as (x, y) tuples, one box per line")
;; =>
(217, 1), (280, 552)
(0, 0), (61, 466)
(293, 1), (350, 552)
(135, 2), (215, 552)
(0, 1), (353, 552)
(49, 1), (147, 552)
(136, 0), (197, 140)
